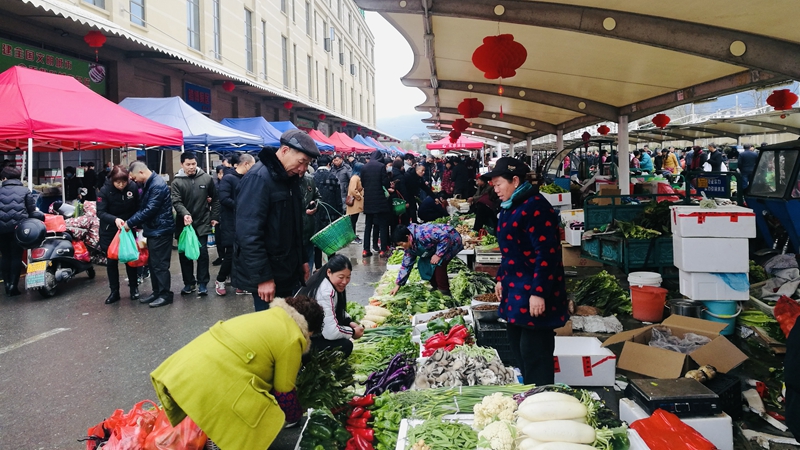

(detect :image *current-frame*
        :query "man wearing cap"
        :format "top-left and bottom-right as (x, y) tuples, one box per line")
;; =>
(233, 129), (319, 311)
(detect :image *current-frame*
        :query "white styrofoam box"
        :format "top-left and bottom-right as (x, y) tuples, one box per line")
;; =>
(566, 227), (583, 246)
(542, 192), (572, 207)
(560, 208), (585, 225)
(553, 337), (617, 386)
(673, 237), (749, 273)
(396, 416), (474, 450)
(627, 429), (651, 450)
(411, 310), (474, 343)
(671, 205), (756, 238)
(679, 270), (750, 301)
(619, 398), (733, 450)
(386, 264), (402, 271)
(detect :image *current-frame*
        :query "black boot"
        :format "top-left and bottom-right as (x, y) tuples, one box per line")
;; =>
(129, 286), (140, 301)
(105, 290), (121, 304)
(7, 284), (21, 296)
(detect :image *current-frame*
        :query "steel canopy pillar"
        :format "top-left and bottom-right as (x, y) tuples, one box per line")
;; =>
(556, 130), (563, 152)
(618, 115), (630, 195)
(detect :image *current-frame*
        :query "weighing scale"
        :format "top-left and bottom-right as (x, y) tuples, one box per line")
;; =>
(626, 378), (721, 418)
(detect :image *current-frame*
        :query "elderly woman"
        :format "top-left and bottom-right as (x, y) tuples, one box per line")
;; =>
(485, 157), (568, 386)
(390, 223), (463, 296)
(0, 166), (43, 295)
(151, 295), (324, 449)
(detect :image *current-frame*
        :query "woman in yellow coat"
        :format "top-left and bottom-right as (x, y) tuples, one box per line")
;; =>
(150, 296), (324, 450)
(346, 162), (365, 244)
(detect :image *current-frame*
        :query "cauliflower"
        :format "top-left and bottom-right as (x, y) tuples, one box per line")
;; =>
(473, 392), (518, 430)
(477, 419), (516, 450)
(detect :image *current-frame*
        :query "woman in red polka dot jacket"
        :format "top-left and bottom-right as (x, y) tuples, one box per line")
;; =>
(484, 157), (568, 386)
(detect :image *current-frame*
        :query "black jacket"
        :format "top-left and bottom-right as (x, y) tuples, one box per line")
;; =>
(417, 196), (449, 223)
(171, 168), (220, 236)
(451, 162), (470, 196)
(0, 179), (42, 234)
(360, 151), (391, 215)
(63, 175), (81, 201)
(217, 171), (243, 248)
(404, 170), (433, 203)
(126, 172), (175, 238)
(707, 150), (724, 172)
(313, 167), (343, 230)
(82, 169), (98, 201)
(233, 147), (305, 291)
(391, 167), (407, 200)
(96, 179), (140, 249)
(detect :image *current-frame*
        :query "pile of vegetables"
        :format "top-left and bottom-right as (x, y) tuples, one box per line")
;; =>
(296, 348), (355, 410)
(738, 309), (786, 343)
(406, 420), (477, 450)
(750, 260), (767, 283)
(447, 257), (469, 273)
(347, 302), (366, 323)
(477, 233), (499, 251)
(345, 395), (378, 450)
(451, 271), (497, 305)
(414, 349), (516, 389)
(615, 220), (661, 239)
(635, 200), (674, 236)
(421, 324), (470, 357)
(387, 250), (405, 265)
(299, 409), (352, 450)
(363, 354), (415, 396)
(539, 184), (569, 194)
(418, 307), (468, 323)
(372, 283), (449, 321)
(420, 315), (467, 341)
(361, 305), (392, 328)
(570, 271), (632, 316)
(350, 328), (419, 380)
(473, 393), (519, 450)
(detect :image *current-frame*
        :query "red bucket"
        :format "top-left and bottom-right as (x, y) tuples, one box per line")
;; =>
(631, 285), (668, 322)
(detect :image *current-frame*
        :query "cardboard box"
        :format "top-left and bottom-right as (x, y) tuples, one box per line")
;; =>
(553, 336), (617, 386)
(542, 192), (572, 207)
(679, 270), (749, 301)
(602, 315), (748, 379)
(593, 186), (621, 205)
(673, 237), (749, 273)
(671, 205), (756, 239)
(562, 243), (602, 267)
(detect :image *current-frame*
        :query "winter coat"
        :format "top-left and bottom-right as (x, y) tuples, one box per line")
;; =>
(472, 183), (499, 211)
(417, 196), (449, 223)
(300, 173), (322, 245)
(313, 167), (344, 230)
(738, 150), (758, 178)
(63, 175), (81, 201)
(662, 152), (680, 172)
(0, 179), (41, 234)
(82, 169), (98, 201)
(96, 179), (140, 250)
(314, 277), (355, 341)
(171, 168), (220, 237)
(441, 169), (454, 196)
(639, 153), (654, 172)
(396, 224), (464, 286)
(345, 175), (364, 216)
(496, 187), (568, 329)
(125, 173), (174, 238)
(329, 163), (351, 205)
(217, 171), (244, 248)
(151, 298), (309, 450)
(405, 170), (433, 202)
(233, 147), (305, 292)
(707, 150), (724, 172)
(360, 151), (391, 215)
(451, 163), (470, 197)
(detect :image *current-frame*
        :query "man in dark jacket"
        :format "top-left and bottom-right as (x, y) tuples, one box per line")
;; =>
(451, 157), (470, 199)
(172, 152), (220, 297)
(417, 194), (449, 223)
(737, 144), (758, 190)
(312, 155), (344, 269)
(125, 161), (176, 308)
(707, 143), (724, 172)
(233, 129), (319, 311)
(404, 164), (434, 223)
(214, 154), (255, 296)
(329, 155), (351, 207)
(0, 166), (43, 295)
(360, 150), (392, 257)
(82, 162), (98, 201)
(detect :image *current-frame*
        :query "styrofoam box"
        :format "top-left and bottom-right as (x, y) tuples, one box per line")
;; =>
(396, 416), (473, 450)
(560, 208), (585, 225)
(679, 270), (749, 301)
(673, 237), (749, 273)
(619, 398), (733, 450)
(553, 337), (617, 387)
(542, 192), (571, 207)
(627, 429), (651, 450)
(386, 264), (402, 271)
(566, 227), (583, 246)
(670, 205), (756, 238)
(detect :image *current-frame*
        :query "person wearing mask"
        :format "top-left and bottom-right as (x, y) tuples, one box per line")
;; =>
(124, 161), (176, 308)
(329, 155), (352, 208)
(0, 166), (43, 295)
(389, 224), (464, 296)
(63, 166), (81, 202)
(707, 143), (724, 172)
(404, 164), (434, 224)
(345, 162), (364, 245)
(360, 150), (392, 258)
(486, 157), (568, 386)
(97, 166), (141, 304)
(96, 161), (114, 190)
(172, 152), (220, 297)
(403, 153), (415, 173)
(150, 295), (324, 450)
(297, 255), (363, 356)
(312, 155), (344, 269)
(233, 130), (319, 312)
(214, 154), (255, 296)
(469, 176), (499, 233)
(737, 144), (758, 190)
(418, 193), (450, 223)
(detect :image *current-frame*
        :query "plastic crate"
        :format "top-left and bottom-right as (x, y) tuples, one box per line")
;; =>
(705, 372), (743, 421)
(588, 234), (673, 271)
(583, 238), (600, 258)
(585, 202), (647, 230)
(475, 320), (517, 366)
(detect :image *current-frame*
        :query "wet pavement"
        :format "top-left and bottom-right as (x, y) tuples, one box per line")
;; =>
(0, 218), (386, 449)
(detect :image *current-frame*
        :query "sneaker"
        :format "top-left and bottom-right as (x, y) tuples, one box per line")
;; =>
(215, 280), (227, 296)
(235, 289), (250, 295)
(379, 251), (389, 258)
(352, 237), (363, 244)
(372, 244), (380, 252)
(198, 284), (208, 296)
(180, 284), (197, 295)
(362, 250), (373, 257)
(142, 269), (151, 280)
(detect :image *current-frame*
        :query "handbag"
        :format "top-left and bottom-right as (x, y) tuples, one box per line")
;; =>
(345, 195), (355, 207)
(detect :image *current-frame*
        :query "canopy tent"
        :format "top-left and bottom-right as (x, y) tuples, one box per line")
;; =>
(353, 134), (380, 149)
(329, 132), (375, 154)
(426, 135), (485, 151)
(270, 121), (335, 151)
(269, 121), (298, 133)
(220, 117), (282, 147)
(365, 136), (390, 150)
(0, 66), (183, 199)
(307, 129), (342, 152)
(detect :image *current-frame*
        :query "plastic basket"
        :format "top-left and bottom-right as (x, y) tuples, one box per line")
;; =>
(392, 198), (407, 215)
(475, 320), (517, 366)
(705, 372), (743, 420)
(310, 214), (356, 255)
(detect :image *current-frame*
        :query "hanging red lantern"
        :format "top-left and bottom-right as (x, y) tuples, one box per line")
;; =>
(457, 98), (484, 119)
(221, 81), (235, 92)
(342, 122), (348, 127)
(597, 125), (610, 136)
(452, 118), (470, 133)
(83, 30), (106, 61)
(652, 113), (671, 129)
(356, 126), (360, 131)
(318, 114), (326, 121)
(283, 101), (294, 110)
(471, 34), (527, 80)
(767, 89), (798, 112)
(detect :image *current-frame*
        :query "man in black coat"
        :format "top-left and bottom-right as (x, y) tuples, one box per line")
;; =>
(214, 154), (255, 296)
(707, 143), (724, 172)
(404, 164), (434, 224)
(312, 155), (344, 269)
(451, 157), (470, 199)
(0, 166), (43, 295)
(82, 162), (98, 201)
(233, 130), (319, 311)
(360, 150), (392, 257)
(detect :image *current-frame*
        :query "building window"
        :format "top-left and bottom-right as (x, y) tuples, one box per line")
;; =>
(322, 20), (328, 49)
(314, 12), (319, 43)
(324, 68), (329, 106)
(305, 2), (311, 35)
(348, 11), (352, 33)
(187, 0), (200, 50)
(244, 9), (254, 72)
(83, 0), (105, 8)
(281, 0), (286, 14)
(130, 0), (145, 26)
(307, 55), (313, 98)
(281, 36), (289, 88)
(350, 87), (354, 116)
(359, 94), (363, 120)
(293, 44), (298, 92)
(212, 0), (221, 59)
(262, 20), (268, 79)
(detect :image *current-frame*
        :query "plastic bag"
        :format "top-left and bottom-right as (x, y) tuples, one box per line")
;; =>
(648, 327), (710, 354)
(107, 230), (121, 260)
(117, 228), (140, 264)
(178, 225), (201, 261)
(73, 241), (91, 263)
(127, 247), (149, 268)
(84, 400), (159, 450)
(44, 213), (67, 232)
(143, 409), (207, 450)
(630, 408), (716, 450)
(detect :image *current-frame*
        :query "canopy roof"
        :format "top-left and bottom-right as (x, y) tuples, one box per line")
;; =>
(220, 117), (282, 146)
(0, 66), (182, 150)
(307, 129), (341, 152)
(354, 134), (380, 149)
(118, 96), (263, 147)
(366, 136), (390, 149)
(329, 132), (375, 153)
(427, 135), (485, 150)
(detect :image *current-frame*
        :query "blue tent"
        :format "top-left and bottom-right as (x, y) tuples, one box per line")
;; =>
(268, 121), (334, 151)
(220, 117), (281, 146)
(353, 134), (379, 149)
(366, 136), (390, 150)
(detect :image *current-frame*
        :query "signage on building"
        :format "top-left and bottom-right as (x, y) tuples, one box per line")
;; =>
(316, 121), (330, 135)
(694, 175), (730, 198)
(0, 38), (107, 95)
(184, 82), (211, 114)
(296, 117), (315, 131)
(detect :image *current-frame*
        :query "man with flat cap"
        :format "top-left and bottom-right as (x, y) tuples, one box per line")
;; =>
(233, 129), (320, 311)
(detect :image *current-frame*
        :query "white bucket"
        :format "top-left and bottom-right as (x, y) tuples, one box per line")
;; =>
(628, 271), (662, 299)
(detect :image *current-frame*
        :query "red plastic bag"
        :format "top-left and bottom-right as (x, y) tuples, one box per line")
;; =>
(630, 408), (716, 450)
(84, 400), (159, 450)
(127, 247), (149, 267)
(107, 230), (121, 260)
(44, 214), (66, 232)
(73, 241), (91, 263)
(143, 409), (207, 450)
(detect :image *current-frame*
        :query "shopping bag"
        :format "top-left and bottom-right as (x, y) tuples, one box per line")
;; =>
(107, 230), (121, 260)
(117, 228), (140, 264)
(178, 225), (201, 261)
(143, 409), (207, 450)
(127, 247), (149, 268)
(73, 241), (91, 263)
(629, 409), (716, 450)
(83, 400), (159, 450)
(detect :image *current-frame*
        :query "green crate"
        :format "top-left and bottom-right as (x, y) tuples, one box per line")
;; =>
(583, 238), (600, 258)
(592, 234), (673, 272)
(584, 202), (647, 230)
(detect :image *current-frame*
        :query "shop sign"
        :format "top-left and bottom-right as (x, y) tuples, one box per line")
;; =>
(296, 117), (315, 130)
(695, 175), (730, 198)
(184, 82), (211, 114)
(0, 37), (106, 95)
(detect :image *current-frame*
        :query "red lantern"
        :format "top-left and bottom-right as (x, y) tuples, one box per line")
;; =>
(221, 81), (235, 92)
(356, 126), (361, 131)
(452, 118), (470, 133)
(652, 113), (671, 129)
(458, 98), (484, 119)
(597, 125), (610, 136)
(318, 114), (326, 121)
(283, 101), (293, 110)
(342, 122), (348, 127)
(83, 31), (106, 61)
(767, 89), (798, 111)
(472, 34), (527, 80)
(449, 130), (461, 142)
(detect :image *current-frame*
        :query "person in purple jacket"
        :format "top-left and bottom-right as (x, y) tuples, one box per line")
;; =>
(484, 157), (568, 386)
(389, 223), (464, 296)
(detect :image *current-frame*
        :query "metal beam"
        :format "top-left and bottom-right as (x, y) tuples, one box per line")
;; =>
(357, 0), (800, 80)
(630, 130), (695, 141)
(731, 119), (800, 136)
(422, 119), (529, 140)
(676, 126), (739, 139)
(426, 126), (511, 144)
(433, 106), (558, 134)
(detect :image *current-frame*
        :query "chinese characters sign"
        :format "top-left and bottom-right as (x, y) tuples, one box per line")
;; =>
(695, 175), (730, 198)
(0, 38), (106, 95)
(184, 82), (211, 114)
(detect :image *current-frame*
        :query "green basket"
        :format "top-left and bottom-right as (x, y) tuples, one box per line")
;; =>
(392, 198), (407, 215)
(311, 215), (356, 255)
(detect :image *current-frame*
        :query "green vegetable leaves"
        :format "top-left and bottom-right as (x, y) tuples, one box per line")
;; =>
(571, 270), (632, 316)
(451, 272), (496, 306)
(539, 184), (569, 194)
(347, 302), (366, 323)
(296, 348), (355, 410)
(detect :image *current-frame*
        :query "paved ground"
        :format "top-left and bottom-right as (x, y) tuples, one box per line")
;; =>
(0, 219), (385, 449)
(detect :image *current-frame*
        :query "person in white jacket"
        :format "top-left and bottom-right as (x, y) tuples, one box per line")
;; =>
(297, 255), (364, 356)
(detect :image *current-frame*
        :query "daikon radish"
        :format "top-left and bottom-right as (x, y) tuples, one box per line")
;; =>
(520, 392), (581, 406)
(518, 401), (588, 422)
(517, 416), (532, 430)
(532, 443), (596, 450)
(517, 437), (544, 450)
(522, 420), (596, 444)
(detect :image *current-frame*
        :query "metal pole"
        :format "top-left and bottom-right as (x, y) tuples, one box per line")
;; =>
(159, 149), (164, 175)
(27, 138), (33, 192)
(618, 115), (631, 195)
(59, 149), (65, 204)
(206, 145), (210, 173)
(556, 130), (564, 152)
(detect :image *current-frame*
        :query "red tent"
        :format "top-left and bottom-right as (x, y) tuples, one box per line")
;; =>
(426, 135), (484, 151)
(308, 129), (343, 153)
(329, 132), (374, 154)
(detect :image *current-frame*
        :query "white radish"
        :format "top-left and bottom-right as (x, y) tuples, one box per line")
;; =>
(517, 416), (532, 430)
(521, 392), (581, 405)
(517, 437), (545, 450)
(532, 443), (597, 450)
(518, 401), (588, 422)
(522, 420), (596, 444)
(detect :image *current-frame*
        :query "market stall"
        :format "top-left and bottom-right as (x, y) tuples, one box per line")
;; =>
(426, 135), (485, 153)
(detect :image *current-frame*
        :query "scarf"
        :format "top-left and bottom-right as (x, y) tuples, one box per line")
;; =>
(501, 181), (534, 209)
